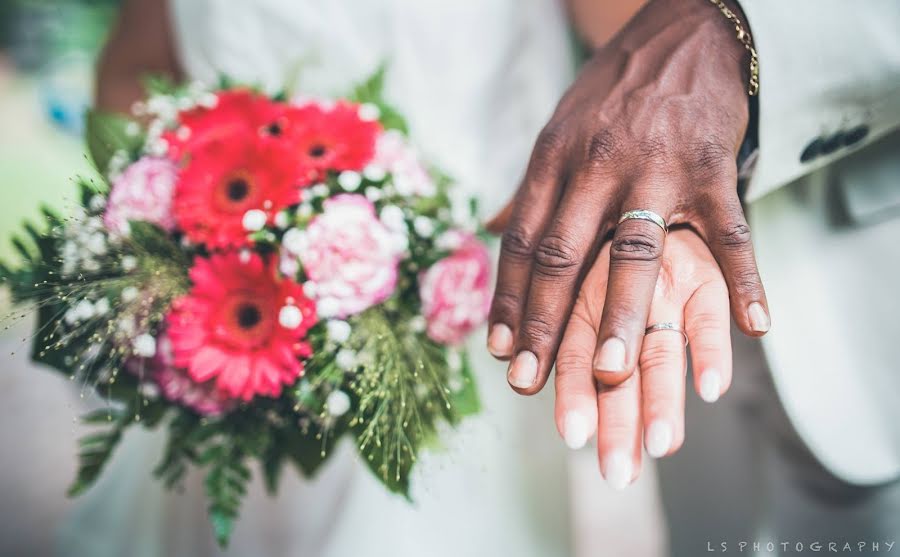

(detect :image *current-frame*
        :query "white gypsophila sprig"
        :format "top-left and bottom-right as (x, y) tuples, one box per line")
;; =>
(59, 209), (111, 277)
(138, 80), (216, 157)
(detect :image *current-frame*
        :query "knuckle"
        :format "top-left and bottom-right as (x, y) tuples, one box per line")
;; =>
(684, 312), (724, 338)
(556, 348), (594, 378)
(500, 225), (537, 260)
(688, 140), (731, 170)
(533, 234), (581, 277)
(715, 222), (752, 249)
(520, 314), (554, 344)
(610, 231), (664, 262)
(637, 136), (669, 163)
(489, 290), (522, 316)
(534, 124), (567, 161)
(585, 129), (620, 166)
(639, 342), (684, 374)
(731, 268), (763, 297)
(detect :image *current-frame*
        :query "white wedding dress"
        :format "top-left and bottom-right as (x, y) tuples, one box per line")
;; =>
(53, 1), (579, 556)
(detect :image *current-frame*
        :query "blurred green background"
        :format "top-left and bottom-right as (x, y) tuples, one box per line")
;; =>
(0, 0), (120, 264)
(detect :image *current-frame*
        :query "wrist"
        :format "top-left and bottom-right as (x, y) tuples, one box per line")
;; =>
(704, 0), (758, 96)
(610, 0), (750, 85)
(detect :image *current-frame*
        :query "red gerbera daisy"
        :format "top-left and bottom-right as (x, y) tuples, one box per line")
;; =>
(172, 134), (306, 248)
(166, 252), (317, 402)
(285, 101), (381, 181)
(165, 89), (288, 161)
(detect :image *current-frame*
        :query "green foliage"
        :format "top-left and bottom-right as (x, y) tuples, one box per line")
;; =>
(201, 445), (251, 547)
(68, 425), (123, 497)
(68, 405), (132, 497)
(0, 206), (58, 300)
(85, 109), (144, 175)
(69, 396), (169, 497)
(349, 64), (409, 135)
(0, 205), (80, 374)
(347, 308), (464, 497)
(449, 351), (480, 419)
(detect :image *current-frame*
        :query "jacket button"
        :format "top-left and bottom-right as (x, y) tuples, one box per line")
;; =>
(820, 132), (845, 155)
(843, 125), (870, 147)
(800, 138), (823, 163)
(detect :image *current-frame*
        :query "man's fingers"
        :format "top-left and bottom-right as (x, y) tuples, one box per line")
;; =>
(593, 203), (668, 386)
(597, 372), (643, 490)
(508, 174), (610, 395)
(701, 189), (770, 338)
(555, 312), (601, 450)
(684, 278), (732, 403)
(488, 126), (567, 361)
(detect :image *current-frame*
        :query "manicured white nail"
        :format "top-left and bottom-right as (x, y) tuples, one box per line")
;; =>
(507, 351), (538, 389)
(645, 420), (673, 459)
(563, 411), (590, 450)
(487, 324), (513, 358)
(748, 302), (771, 333)
(699, 370), (721, 403)
(603, 450), (633, 490)
(594, 337), (626, 373)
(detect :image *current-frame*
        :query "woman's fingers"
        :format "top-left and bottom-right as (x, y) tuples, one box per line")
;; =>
(597, 372), (643, 490)
(555, 312), (601, 450)
(684, 277), (733, 403)
(554, 246), (611, 449)
(638, 273), (687, 459)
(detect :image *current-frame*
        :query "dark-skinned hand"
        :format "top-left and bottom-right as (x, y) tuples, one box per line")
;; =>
(486, 0), (769, 394)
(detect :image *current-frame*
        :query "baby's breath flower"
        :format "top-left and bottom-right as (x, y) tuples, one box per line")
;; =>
(326, 390), (352, 417)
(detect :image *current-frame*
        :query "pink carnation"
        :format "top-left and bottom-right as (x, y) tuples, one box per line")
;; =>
(420, 232), (492, 345)
(291, 194), (402, 318)
(127, 334), (235, 417)
(104, 157), (177, 235)
(371, 130), (436, 197)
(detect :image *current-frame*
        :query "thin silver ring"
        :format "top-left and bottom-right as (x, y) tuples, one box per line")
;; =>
(644, 322), (688, 346)
(618, 209), (668, 235)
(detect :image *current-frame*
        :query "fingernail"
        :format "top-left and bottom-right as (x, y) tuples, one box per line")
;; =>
(563, 411), (590, 450)
(748, 302), (770, 333)
(507, 351), (538, 389)
(594, 337), (626, 373)
(487, 324), (514, 358)
(645, 420), (673, 458)
(699, 369), (721, 403)
(602, 450), (633, 490)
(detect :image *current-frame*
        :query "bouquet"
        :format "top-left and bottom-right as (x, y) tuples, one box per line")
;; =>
(0, 69), (490, 545)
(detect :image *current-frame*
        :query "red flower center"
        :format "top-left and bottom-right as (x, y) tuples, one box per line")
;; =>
(308, 143), (328, 158)
(214, 171), (259, 213)
(216, 292), (276, 349)
(227, 178), (250, 202)
(236, 303), (262, 329)
(265, 122), (283, 137)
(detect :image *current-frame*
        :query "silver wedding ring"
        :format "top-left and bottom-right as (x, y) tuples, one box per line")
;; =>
(618, 209), (668, 235)
(644, 322), (688, 346)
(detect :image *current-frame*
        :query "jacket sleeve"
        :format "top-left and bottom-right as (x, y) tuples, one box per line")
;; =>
(738, 0), (900, 202)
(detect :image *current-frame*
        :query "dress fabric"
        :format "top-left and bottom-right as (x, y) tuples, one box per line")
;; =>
(54, 1), (578, 556)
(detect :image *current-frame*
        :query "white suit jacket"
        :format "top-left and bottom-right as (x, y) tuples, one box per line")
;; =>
(740, 0), (900, 485)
